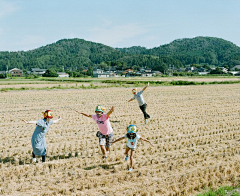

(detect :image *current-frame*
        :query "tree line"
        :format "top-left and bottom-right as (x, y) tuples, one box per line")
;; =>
(0, 36), (240, 75)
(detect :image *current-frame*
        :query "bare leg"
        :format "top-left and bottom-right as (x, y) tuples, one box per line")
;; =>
(100, 145), (107, 158)
(130, 150), (135, 169)
(125, 147), (130, 157)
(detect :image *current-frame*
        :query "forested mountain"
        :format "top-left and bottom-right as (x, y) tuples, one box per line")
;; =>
(116, 37), (240, 69)
(0, 36), (240, 73)
(0, 39), (126, 71)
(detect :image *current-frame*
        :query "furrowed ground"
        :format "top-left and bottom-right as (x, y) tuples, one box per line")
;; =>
(0, 83), (240, 195)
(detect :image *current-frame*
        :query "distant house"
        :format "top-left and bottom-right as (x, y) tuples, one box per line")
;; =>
(125, 69), (134, 74)
(198, 72), (209, 75)
(141, 69), (153, 77)
(185, 66), (198, 72)
(198, 67), (207, 72)
(135, 72), (142, 76)
(141, 72), (153, 77)
(0, 71), (6, 74)
(177, 68), (186, 72)
(57, 72), (69, 78)
(219, 67), (228, 73)
(109, 72), (118, 77)
(9, 68), (23, 77)
(152, 71), (163, 76)
(105, 67), (117, 72)
(231, 65), (240, 71)
(228, 71), (240, 76)
(31, 68), (47, 76)
(93, 69), (110, 78)
(235, 72), (240, 76)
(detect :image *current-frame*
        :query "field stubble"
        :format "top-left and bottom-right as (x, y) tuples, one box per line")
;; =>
(0, 84), (240, 196)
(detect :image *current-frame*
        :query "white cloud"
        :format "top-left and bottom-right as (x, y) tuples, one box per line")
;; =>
(89, 23), (149, 47)
(0, 0), (19, 18)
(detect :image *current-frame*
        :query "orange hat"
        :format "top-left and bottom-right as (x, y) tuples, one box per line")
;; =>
(132, 88), (137, 94)
(43, 110), (53, 119)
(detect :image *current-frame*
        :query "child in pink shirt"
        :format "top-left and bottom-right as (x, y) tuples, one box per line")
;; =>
(77, 105), (114, 159)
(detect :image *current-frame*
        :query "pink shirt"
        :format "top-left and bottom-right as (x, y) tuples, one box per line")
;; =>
(91, 113), (113, 135)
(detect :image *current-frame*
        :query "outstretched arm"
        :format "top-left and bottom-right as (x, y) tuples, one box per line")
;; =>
(53, 116), (61, 123)
(20, 119), (37, 124)
(142, 82), (149, 92)
(140, 137), (154, 147)
(111, 136), (125, 144)
(67, 107), (92, 118)
(107, 106), (114, 117)
(78, 112), (92, 118)
(128, 98), (134, 102)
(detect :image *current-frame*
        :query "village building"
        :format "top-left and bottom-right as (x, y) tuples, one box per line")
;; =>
(57, 72), (69, 78)
(141, 69), (153, 77)
(30, 68), (47, 76)
(93, 69), (110, 78)
(231, 65), (240, 71)
(9, 68), (23, 77)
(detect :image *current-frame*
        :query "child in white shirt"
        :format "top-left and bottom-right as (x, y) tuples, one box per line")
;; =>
(111, 124), (154, 171)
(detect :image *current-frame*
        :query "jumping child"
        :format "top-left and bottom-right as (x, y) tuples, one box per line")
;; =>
(21, 110), (61, 163)
(77, 105), (114, 159)
(128, 82), (151, 124)
(111, 124), (154, 171)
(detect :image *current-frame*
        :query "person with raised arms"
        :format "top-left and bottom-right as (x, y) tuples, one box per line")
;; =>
(77, 105), (114, 159)
(21, 110), (61, 163)
(128, 82), (151, 124)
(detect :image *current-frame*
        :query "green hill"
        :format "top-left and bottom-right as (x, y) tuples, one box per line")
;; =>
(116, 36), (240, 68)
(0, 38), (125, 71)
(0, 36), (240, 73)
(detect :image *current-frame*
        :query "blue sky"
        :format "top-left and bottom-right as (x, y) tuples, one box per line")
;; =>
(0, 0), (239, 52)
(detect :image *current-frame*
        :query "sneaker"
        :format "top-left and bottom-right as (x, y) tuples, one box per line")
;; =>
(125, 156), (129, 161)
(32, 158), (37, 163)
(128, 168), (132, 172)
(102, 155), (107, 159)
(145, 119), (147, 124)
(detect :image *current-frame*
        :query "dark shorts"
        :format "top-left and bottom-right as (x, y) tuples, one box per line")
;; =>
(99, 132), (113, 148)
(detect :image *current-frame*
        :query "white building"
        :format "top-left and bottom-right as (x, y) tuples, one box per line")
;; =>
(57, 72), (69, 78)
(30, 68), (47, 76)
(93, 69), (110, 78)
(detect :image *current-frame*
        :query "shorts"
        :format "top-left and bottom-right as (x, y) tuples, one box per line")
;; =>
(99, 133), (113, 148)
(126, 145), (136, 151)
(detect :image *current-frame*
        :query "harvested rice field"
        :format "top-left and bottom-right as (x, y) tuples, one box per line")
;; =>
(0, 83), (240, 195)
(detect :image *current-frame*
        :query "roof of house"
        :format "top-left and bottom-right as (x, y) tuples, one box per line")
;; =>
(232, 65), (240, 70)
(57, 72), (69, 75)
(31, 68), (47, 72)
(9, 68), (23, 72)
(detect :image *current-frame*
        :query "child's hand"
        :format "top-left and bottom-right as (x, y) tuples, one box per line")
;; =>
(21, 119), (28, 124)
(110, 106), (114, 112)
